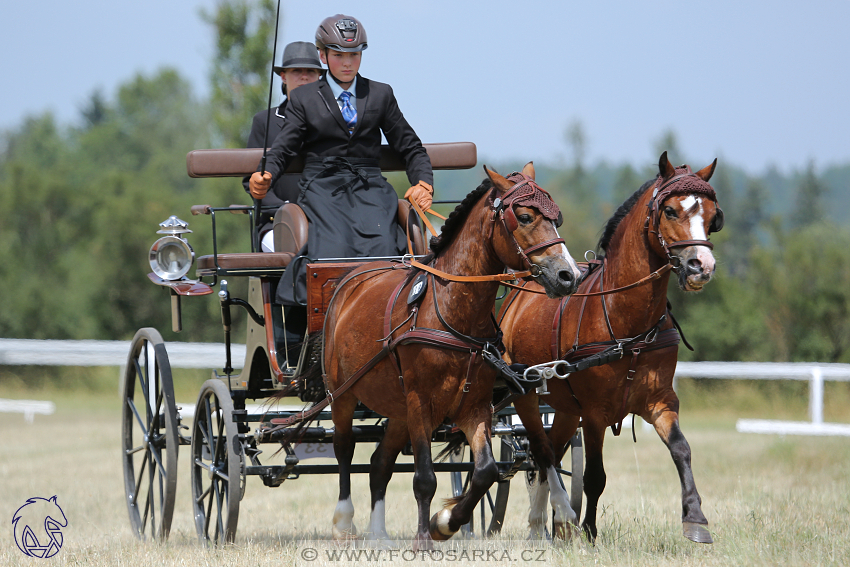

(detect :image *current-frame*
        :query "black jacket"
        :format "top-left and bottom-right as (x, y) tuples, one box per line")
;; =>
(262, 74), (433, 188)
(243, 100), (302, 228)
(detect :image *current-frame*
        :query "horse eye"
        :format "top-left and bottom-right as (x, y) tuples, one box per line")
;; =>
(517, 214), (533, 225)
(663, 206), (678, 219)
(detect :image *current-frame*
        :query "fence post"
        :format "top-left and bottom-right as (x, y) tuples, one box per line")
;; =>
(809, 366), (824, 425)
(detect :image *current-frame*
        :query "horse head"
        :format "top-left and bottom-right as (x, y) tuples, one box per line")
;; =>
(648, 151), (723, 291)
(485, 162), (581, 297)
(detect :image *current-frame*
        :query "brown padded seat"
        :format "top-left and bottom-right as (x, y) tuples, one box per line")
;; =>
(186, 142), (477, 178)
(397, 199), (427, 255)
(273, 203), (309, 255)
(196, 252), (295, 271)
(272, 199), (427, 256)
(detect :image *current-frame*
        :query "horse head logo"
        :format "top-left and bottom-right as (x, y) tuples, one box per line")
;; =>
(12, 496), (67, 558)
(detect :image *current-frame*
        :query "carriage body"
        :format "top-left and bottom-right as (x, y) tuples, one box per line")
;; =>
(122, 143), (583, 544)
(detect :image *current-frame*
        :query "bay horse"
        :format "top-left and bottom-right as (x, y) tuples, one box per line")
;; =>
(499, 152), (723, 543)
(320, 163), (581, 547)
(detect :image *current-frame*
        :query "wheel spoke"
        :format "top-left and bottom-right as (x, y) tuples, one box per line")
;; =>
(195, 474), (212, 504)
(204, 478), (214, 538)
(125, 444), (144, 456)
(141, 452), (152, 533)
(214, 478), (226, 542)
(132, 448), (149, 508)
(127, 398), (149, 437)
(148, 449), (157, 536)
(148, 439), (167, 477)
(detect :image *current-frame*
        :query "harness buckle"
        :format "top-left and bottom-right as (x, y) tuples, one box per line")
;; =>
(645, 327), (659, 344)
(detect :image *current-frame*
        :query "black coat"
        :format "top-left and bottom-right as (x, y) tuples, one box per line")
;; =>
(262, 74), (433, 188)
(263, 74), (433, 306)
(242, 100), (302, 229)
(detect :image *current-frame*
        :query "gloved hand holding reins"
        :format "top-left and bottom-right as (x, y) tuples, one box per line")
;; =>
(404, 180), (434, 212)
(249, 171), (272, 199)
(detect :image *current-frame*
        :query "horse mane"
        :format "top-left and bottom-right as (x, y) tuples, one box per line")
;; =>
(597, 176), (658, 256)
(427, 177), (494, 257)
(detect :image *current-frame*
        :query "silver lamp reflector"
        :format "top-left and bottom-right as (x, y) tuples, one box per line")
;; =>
(149, 236), (194, 280)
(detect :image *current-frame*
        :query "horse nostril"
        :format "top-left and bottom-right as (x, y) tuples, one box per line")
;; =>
(686, 258), (702, 275)
(558, 270), (574, 285)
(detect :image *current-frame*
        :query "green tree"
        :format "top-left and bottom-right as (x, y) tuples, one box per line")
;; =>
(790, 160), (825, 229)
(203, 0), (277, 148)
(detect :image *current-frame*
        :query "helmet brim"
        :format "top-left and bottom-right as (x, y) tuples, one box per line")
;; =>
(322, 42), (368, 53)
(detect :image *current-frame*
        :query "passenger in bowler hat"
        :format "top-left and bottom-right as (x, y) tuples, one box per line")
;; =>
(243, 41), (323, 250)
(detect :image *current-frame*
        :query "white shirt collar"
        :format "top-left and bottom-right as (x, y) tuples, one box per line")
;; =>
(327, 73), (357, 108)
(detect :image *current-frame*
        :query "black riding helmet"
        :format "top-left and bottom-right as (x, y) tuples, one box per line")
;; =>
(315, 15), (368, 52)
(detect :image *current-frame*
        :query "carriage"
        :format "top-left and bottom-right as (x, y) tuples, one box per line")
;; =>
(121, 143), (584, 544)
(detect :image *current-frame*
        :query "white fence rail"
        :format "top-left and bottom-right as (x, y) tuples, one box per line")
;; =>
(0, 338), (244, 369)
(676, 361), (850, 436)
(1, 340), (848, 435)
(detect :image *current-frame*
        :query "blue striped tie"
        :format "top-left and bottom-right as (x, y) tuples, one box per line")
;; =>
(340, 91), (357, 132)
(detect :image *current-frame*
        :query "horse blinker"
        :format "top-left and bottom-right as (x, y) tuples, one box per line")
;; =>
(503, 205), (519, 232)
(709, 207), (724, 234)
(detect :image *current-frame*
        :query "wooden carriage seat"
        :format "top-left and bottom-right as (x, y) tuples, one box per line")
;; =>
(188, 142), (474, 272)
(271, 199), (427, 256)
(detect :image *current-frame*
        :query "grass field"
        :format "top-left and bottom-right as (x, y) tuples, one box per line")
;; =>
(1, 371), (849, 566)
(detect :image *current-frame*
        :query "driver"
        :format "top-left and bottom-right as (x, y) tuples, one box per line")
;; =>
(249, 14), (434, 350)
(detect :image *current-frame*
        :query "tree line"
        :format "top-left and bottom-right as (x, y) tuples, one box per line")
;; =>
(1, 0), (848, 363)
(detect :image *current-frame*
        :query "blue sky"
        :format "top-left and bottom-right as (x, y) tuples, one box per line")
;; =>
(2, 0), (849, 174)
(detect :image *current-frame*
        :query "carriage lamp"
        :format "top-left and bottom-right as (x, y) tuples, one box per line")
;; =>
(149, 216), (195, 280)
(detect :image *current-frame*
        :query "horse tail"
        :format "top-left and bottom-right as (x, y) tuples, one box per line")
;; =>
(434, 431), (467, 462)
(441, 494), (465, 509)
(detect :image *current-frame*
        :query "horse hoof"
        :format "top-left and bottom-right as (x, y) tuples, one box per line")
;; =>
(553, 521), (567, 541)
(332, 523), (358, 541)
(429, 508), (456, 541)
(683, 521), (713, 544)
(528, 521), (547, 541)
(413, 533), (434, 551)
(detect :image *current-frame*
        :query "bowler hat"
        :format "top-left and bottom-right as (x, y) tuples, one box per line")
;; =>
(273, 41), (323, 74)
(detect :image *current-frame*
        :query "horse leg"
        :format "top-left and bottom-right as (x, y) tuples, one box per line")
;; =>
(652, 408), (713, 543)
(406, 409), (437, 550)
(545, 411), (580, 539)
(366, 417), (409, 545)
(430, 408), (499, 541)
(331, 393), (360, 540)
(580, 419), (606, 542)
(515, 393), (557, 539)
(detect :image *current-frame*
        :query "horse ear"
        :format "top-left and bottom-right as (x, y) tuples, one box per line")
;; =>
(658, 151), (676, 180)
(484, 165), (513, 194)
(521, 161), (536, 181)
(696, 158), (718, 182)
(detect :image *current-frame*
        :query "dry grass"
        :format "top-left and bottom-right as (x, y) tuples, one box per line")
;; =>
(1, 383), (849, 566)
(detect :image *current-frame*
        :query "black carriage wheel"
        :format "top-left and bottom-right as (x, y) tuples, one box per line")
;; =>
(447, 416), (512, 537)
(486, 426), (512, 536)
(191, 379), (242, 545)
(121, 327), (179, 541)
